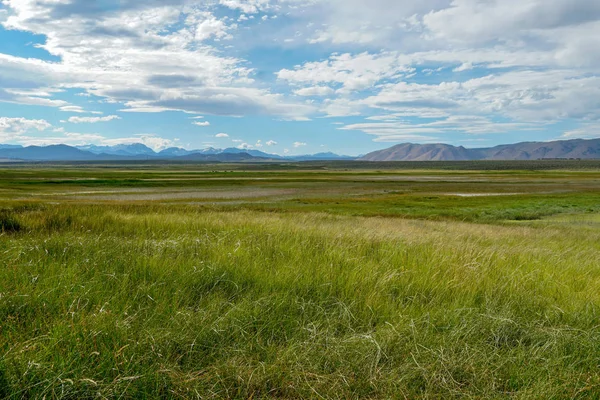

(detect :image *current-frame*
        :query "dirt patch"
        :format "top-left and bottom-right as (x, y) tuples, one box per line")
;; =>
(67, 188), (297, 201)
(445, 193), (523, 197)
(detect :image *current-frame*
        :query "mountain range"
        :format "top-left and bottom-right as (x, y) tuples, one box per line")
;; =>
(360, 138), (600, 161)
(0, 144), (354, 162)
(0, 138), (598, 162)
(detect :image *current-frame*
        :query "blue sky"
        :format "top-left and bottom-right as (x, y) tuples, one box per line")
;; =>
(0, 0), (599, 156)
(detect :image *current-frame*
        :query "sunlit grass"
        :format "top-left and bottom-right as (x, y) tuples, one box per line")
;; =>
(1, 165), (599, 398)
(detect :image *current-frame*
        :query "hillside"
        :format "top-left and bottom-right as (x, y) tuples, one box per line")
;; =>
(361, 138), (600, 161)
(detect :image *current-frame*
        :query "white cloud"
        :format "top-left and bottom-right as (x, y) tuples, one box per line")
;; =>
(190, 11), (233, 41)
(1, 0), (600, 145)
(59, 106), (87, 113)
(321, 98), (362, 117)
(100, 134), (177, 151)
(216, 133), (229, 138)
(293, 141), (307, 148)
(0, 117), (52, 141)
(356, 71), (600, 124)
(423, 0), (600, 47)
(14, 133), (106, 147)
(266, 140), (277, 146)
(237, 142), (253, 149)
(193, 121), (211, 127)
(0, 116), (176, 149)
(269, 1), (600, 140)
(561, 124), (600, 139)
(68, 115), (121, 124)
(341, 116), (542, 141)
(294, 86), (335, 97)
(220, 0), (270, 14)
(453, 62), (474, 72)
(278, 52), (414, 93)
(0, 1), (313, 120)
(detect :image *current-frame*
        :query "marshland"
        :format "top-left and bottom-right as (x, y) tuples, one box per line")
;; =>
(1, 161), (599, 398)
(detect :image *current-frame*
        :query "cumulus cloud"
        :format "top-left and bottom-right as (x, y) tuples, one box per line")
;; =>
(423, 0), (600, 48)
(266, 140), (277, 146)
(0, 1), (313, 120)
(294, 86), (335, 97)
(215, 133), (229, 138)
(1, 0), (600, 145)
(220, 0), (270, 14)
(278, 52), (414, 93)
(270, 0), (600, 141)
(0, 116), (176, 149)
(68, 115), (121, 124)
(293, 141), (307, 148)
(193, 121), (211, 127)
(190, 11), (233, 41)
(0, 117), (52, 141)
(17, 133), (177, 151)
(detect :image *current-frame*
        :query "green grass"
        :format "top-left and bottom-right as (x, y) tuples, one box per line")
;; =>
(1, 164), (600, 398)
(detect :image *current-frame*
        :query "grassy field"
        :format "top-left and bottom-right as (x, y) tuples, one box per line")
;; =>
(1, 162), (599, 398)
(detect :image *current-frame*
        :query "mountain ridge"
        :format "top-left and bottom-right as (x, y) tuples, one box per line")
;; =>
(360, 138), (600, 161)
(1, 138), (599, 162)
(0, 144), (352, 162)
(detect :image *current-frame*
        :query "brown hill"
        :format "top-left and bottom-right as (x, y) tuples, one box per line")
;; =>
(360, 139), (600, 161)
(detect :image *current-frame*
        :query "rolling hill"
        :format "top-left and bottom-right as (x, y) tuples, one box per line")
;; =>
(360, 138), (600, 161)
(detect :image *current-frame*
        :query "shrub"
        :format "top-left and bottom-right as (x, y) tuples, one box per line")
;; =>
(0, 211), (21, 233)
(43, 213), (73, 232)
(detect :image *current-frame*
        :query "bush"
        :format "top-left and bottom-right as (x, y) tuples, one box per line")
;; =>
(43, 213), (74, 232)
(0, 211), (21, 233)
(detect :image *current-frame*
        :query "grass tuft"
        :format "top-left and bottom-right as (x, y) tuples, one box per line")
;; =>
(0, 210), (21, 233)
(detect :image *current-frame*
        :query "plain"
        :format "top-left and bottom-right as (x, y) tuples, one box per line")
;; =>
(0, 161), (599, 399)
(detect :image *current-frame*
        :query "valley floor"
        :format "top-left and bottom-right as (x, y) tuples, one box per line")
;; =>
(1, 163), (599, 398)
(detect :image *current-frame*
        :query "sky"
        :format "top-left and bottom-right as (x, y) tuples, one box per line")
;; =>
(0, 0), (599, 156)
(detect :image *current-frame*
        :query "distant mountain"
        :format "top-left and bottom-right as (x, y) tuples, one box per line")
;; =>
(2, 139), (598, 162)
(361, 143), (473, 161)
(198, 147), (222, 155)
(289, 152), (355, 161)
(0, 143), (355, 162)
(0, 145), (100, 161)
(176, 152), (266, 162)
(221, 147), (285, 159)
(77, 143), (156, 156)
(158, 147), (197, 157)
(482, 139), (600, 160)
(0, 144), (23, 150)
(360, 139), (600, 161)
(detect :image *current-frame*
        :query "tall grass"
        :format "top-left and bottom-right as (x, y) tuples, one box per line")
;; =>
(0, 210), (21, 233)
(1, 204), (599, 398)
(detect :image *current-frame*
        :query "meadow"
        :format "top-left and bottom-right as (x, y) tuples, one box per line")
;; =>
(0, 161), (599, 399)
